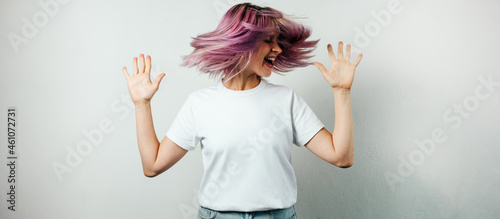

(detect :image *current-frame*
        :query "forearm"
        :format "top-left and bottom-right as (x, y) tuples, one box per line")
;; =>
(331, 88), (354, 165)
(134, 102), (160, 174)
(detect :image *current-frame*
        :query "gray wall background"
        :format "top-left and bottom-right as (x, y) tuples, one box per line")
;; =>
(1, 0), (499, 218)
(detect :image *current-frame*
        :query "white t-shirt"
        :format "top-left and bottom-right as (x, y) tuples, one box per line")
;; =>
(166, 78), (324, 212)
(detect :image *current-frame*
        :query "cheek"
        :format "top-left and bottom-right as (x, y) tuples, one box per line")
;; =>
(251, 55), (264, 66)
(250, 56), (262, 66)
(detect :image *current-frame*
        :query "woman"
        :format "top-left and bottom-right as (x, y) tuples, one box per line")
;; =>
(122, 3), (362, 219)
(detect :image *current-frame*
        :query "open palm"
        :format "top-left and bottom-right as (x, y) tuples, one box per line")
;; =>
(122, 54), (166, 105)
(314, 41), (362, 90)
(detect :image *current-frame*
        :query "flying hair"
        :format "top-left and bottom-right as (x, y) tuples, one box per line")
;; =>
(181, 3), (319, 81)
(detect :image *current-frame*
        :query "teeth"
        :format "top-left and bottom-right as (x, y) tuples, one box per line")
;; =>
(264, 58), (274, 66)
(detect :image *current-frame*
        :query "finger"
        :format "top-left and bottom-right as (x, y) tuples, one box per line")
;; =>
(139, 54), (145, 73)
(122, 66), (131, 80)
(327, 44), (336, 64)
(153, 73), (166, 89)
(145, 55), (151, 74)
(346, 44), (351, 62)
(133, 57), (138, 75)
(353, 53), (363, 66)
(337, 41), (344, 60)
(313, 62), (328, 74)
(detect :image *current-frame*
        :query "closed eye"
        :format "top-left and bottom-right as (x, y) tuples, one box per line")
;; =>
(264, 37), (277, 44)
(263, 32), (281, 46)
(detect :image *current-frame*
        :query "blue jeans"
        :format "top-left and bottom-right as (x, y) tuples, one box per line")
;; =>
(197, 205), (297, 219)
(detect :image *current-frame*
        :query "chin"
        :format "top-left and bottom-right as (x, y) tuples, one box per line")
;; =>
(258, 68), (272, 77)
(260, 72), (272, 78)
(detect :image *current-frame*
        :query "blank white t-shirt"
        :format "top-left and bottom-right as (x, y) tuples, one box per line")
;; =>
(166, 78), (324, 212)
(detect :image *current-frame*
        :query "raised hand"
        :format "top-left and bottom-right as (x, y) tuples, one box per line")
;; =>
(314, 41), (362, 91)
(122, 54), (166, 105)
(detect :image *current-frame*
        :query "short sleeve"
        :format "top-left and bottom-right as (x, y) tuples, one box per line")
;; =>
(166, 95), (199, 151)
(291, 91), (325, 147)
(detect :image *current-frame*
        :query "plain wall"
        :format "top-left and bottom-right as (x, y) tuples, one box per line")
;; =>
(1, 0), (499, 218)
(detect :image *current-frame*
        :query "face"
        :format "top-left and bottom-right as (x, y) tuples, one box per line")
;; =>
(243, 32), (282, 78)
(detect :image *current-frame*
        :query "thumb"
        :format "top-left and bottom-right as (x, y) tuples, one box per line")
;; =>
(153, 73), (166, 88)
(313, 62), (328, 74)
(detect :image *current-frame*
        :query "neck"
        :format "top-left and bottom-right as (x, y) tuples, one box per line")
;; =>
(222, 73), (261, 91)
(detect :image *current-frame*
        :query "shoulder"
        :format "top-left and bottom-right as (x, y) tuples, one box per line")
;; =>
(262, 79), (296, 95)
(185, 82), (220, 100)
(264, 81), (313, 107)
(185, 79), (299, 100)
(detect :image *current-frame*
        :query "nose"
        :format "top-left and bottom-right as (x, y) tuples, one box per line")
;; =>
(272, 41), (282, 54)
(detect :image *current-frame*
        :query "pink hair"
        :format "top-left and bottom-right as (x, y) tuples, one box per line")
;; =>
(181, 3), (319, 81)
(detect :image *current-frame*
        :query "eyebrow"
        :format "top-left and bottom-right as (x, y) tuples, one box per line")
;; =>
(267, 34), (279, 38)
(268, 30), (280, 36)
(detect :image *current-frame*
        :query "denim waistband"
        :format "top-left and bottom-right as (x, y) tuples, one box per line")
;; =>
(197, 205), (297, 219)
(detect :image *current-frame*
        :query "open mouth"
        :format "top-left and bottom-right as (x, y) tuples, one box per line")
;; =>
(264, 57), (275, 68)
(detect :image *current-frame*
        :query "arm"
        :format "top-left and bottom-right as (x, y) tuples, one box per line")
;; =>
(123, 54), (187, 177)
(135, 102), (187, 177)
(306, 41), (362, 168)
(305, 90), (353, 167)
